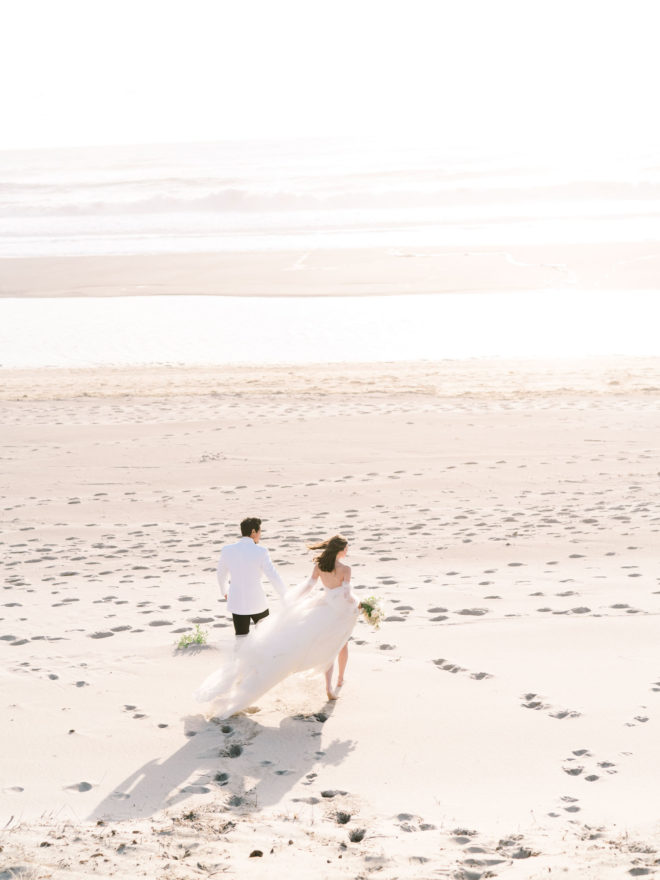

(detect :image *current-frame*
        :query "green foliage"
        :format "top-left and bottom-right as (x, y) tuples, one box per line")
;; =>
(176, 624), (208, 650)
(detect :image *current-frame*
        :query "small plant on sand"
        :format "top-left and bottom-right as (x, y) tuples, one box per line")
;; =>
(176, 624), (208, 650)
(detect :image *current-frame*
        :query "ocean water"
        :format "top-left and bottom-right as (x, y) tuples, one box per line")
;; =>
(1, 138), (659, 368)
(1, 137), (660, 257)
(1, 291), (659, 369)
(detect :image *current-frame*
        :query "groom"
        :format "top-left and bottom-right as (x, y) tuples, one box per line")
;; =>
(217, 517), (286, 638)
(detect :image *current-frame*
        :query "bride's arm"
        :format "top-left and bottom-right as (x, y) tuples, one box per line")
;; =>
(300, 564), (320, 595)
(284, 565), (320, 605)
(341, 565), (359, 607)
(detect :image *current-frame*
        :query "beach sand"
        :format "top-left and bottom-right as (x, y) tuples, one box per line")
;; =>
(2, 357), (660, 878)
(2, 240), (660, 298)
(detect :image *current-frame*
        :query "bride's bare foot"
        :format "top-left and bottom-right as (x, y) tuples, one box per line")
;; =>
(336, 679), (344, 688)
(326, 690), (338, 701)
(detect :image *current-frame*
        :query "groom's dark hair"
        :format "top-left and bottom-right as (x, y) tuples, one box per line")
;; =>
(240, 517), (262, 537)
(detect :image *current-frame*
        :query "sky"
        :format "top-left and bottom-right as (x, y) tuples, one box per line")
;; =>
(1, 0), (659, 152)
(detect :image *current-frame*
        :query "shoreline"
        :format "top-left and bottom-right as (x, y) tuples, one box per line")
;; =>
(2, 356), (660, 401)
(2, 241), (660, 297)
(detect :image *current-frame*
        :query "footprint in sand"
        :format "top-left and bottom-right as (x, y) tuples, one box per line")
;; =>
(561, 795), (581, 813)
(64, 781), (93, 792)
(396, 813), (436, 832)
(434, 659), (493, 681)
(434, 660), (466, 674)
(181, 784), (211, 795)
(348, 828), (366, 842)
(497, 843), (539, 860)
(452, 828), (479, 844)
(521, 693), (581, 719)
(521, 693), (549, 710)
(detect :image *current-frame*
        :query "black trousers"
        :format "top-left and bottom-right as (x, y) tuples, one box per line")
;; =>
(232, 608), (269, 636)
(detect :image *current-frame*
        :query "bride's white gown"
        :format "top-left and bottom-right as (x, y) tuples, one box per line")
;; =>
(194, 578), (359, 718)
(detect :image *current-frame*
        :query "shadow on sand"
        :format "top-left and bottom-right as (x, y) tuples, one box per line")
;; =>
(89, 703), (354, 822)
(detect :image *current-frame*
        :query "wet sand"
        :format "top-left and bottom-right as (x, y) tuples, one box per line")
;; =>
(2, 240), (660, 298)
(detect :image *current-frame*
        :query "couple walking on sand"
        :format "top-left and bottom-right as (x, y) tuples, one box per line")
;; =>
(194, 517), (360, 719)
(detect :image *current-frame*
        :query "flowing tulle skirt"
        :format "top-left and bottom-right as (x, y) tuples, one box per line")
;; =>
(194, 583), (358, 718)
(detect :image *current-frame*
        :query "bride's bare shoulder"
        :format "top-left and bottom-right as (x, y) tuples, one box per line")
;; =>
(336, 561), (351, 581)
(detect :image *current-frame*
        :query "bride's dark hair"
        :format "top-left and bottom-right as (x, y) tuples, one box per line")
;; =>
(308, 534), (348, 572)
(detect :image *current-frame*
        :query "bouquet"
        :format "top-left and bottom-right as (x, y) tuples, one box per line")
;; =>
(359, 595), (384, 629)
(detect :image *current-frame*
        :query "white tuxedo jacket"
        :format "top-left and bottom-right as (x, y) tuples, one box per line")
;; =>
(217, 536), (286, 615)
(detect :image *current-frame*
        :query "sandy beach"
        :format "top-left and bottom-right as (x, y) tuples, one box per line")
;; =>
(4, 0), (660, 873)
(2, 241), (660, 298)
(2, 357), (660, 878)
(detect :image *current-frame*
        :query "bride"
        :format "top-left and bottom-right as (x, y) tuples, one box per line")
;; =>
(194, 535), (360, 718)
